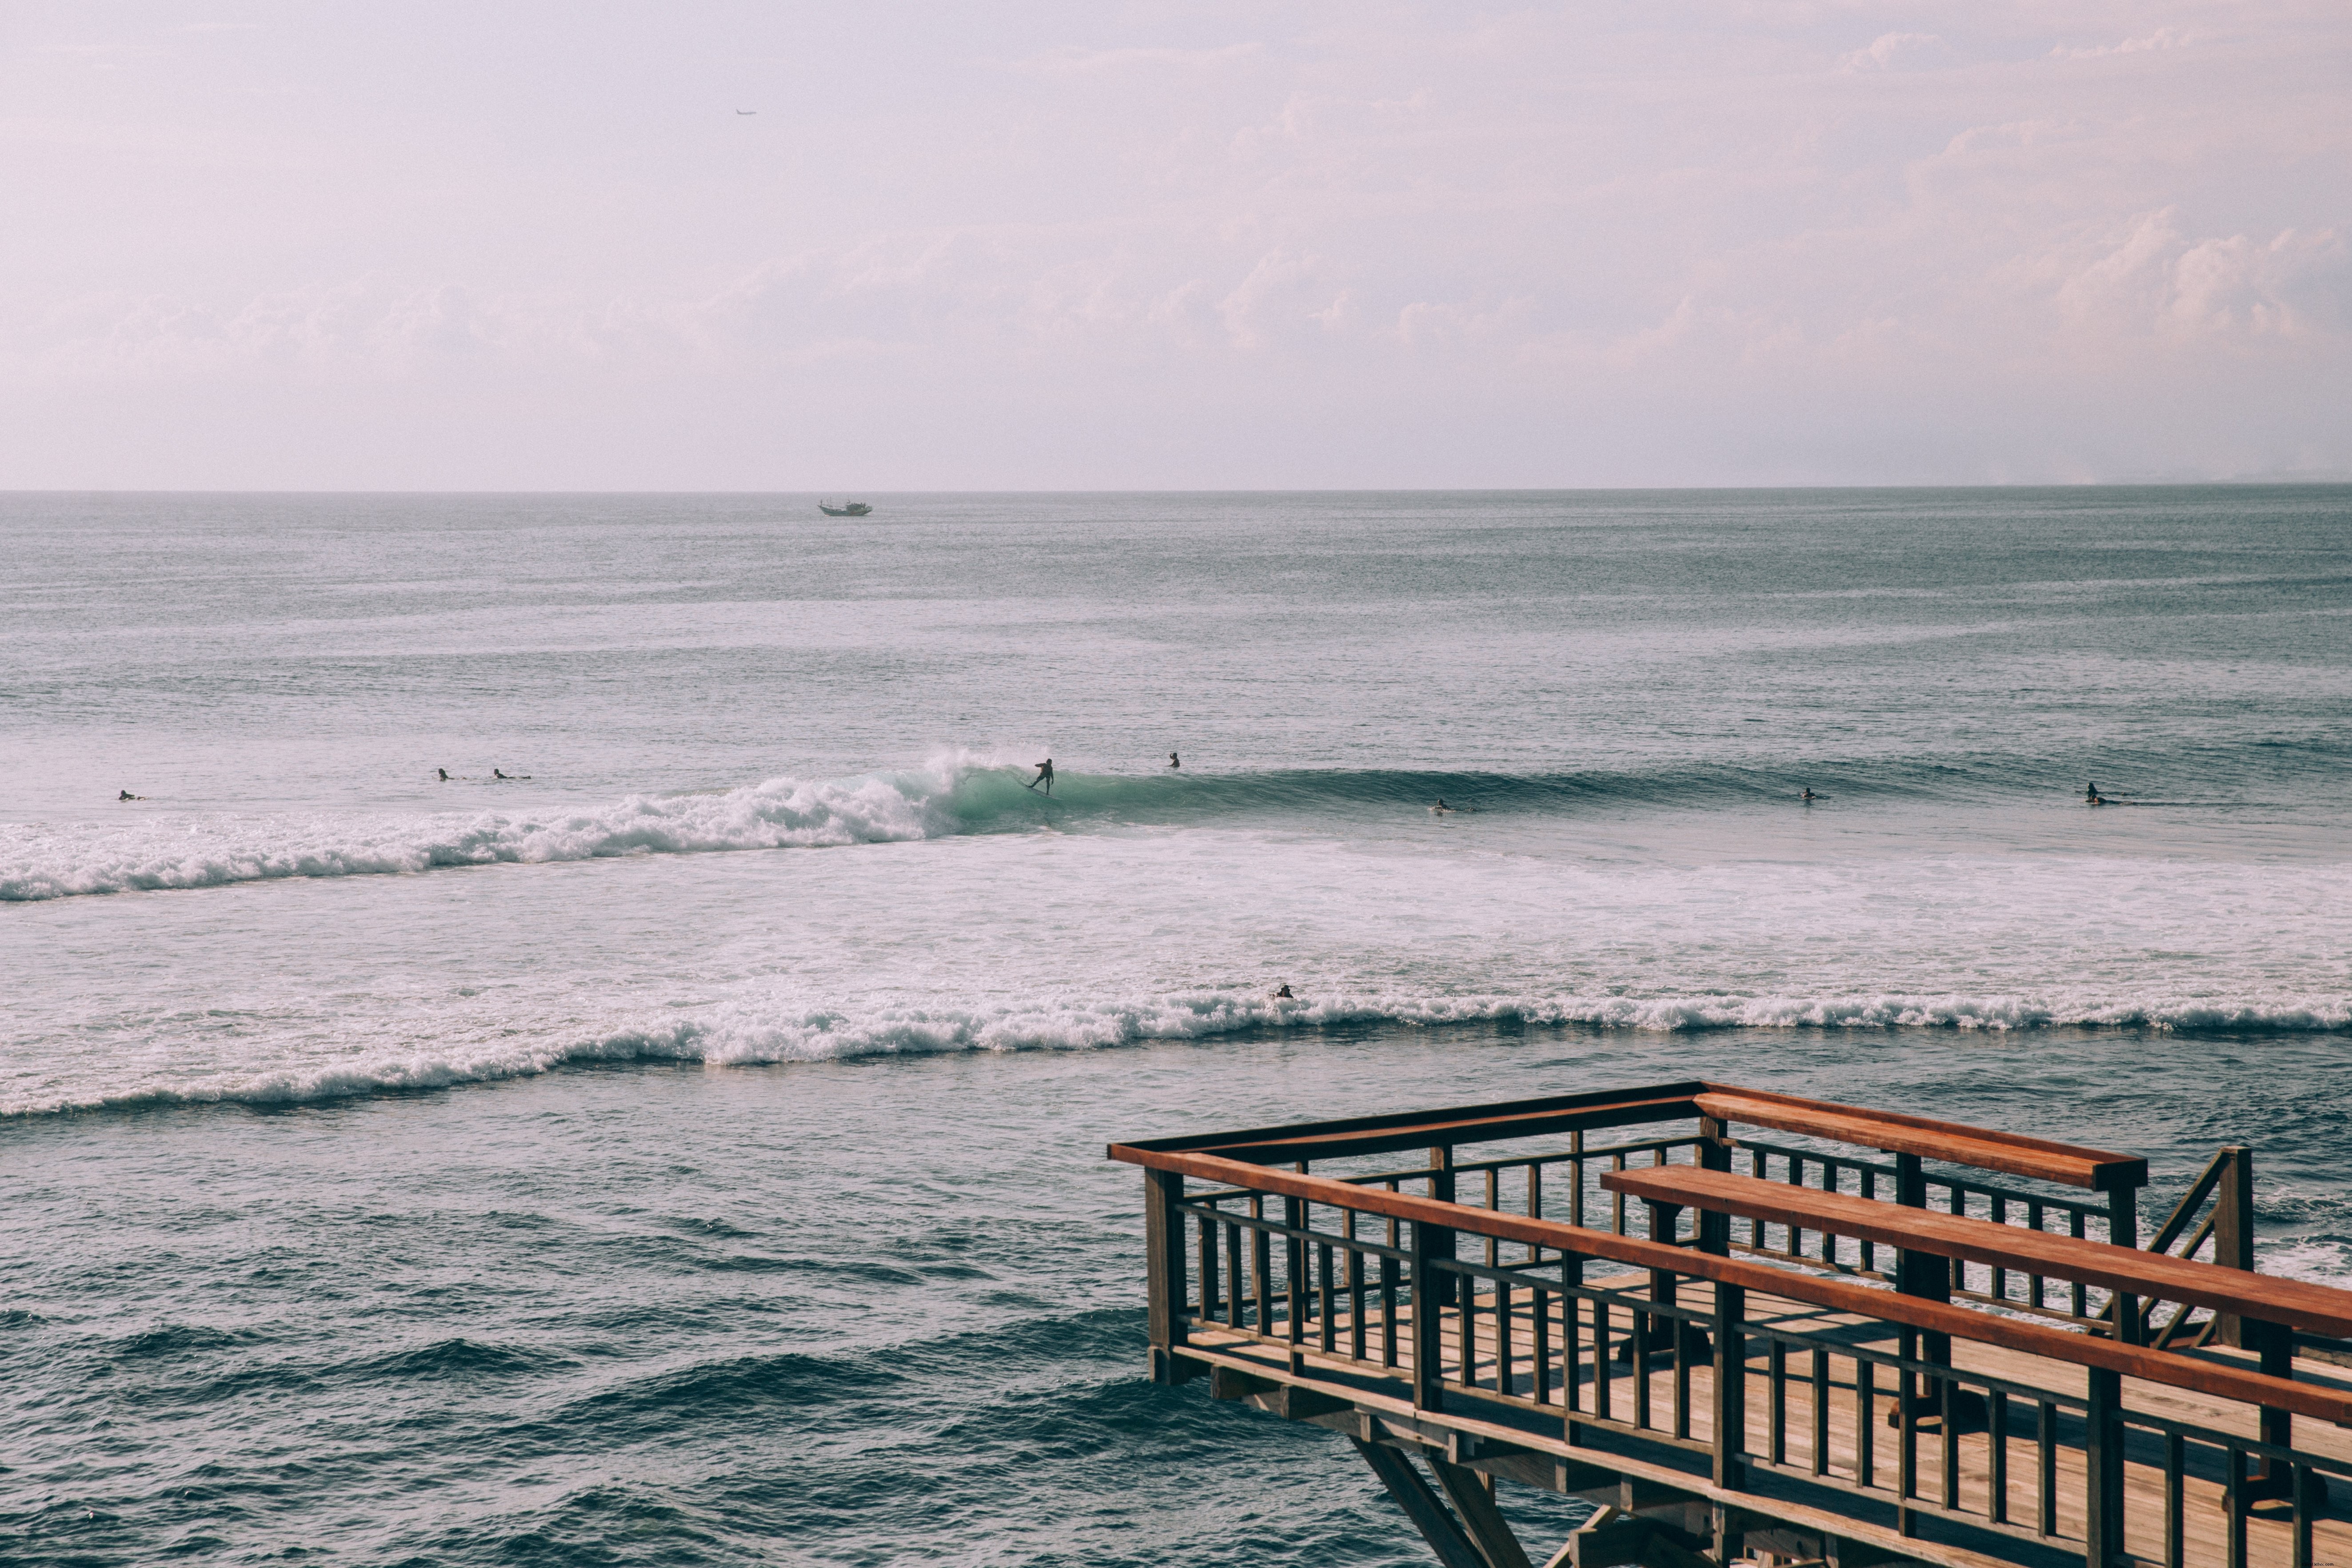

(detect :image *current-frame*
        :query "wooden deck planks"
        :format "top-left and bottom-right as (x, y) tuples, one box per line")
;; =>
(1182, 1272), (2352, 1568)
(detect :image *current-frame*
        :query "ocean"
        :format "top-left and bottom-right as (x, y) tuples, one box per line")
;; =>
(3, 487), (2348, 1564)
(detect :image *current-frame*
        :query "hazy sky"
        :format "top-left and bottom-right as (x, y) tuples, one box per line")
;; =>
(3, 2), (2347, 488)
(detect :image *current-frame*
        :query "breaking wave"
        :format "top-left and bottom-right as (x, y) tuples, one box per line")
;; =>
(3, 751), (2237, 903)
(11, 987), (2345, 1117)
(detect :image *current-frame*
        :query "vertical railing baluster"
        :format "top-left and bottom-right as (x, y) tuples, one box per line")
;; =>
(2294, 1463), (2315, 1568)
(1199, 1209), (1218, 1325)
(1226, 1219), (1244, 1330)
(1380, 1251), (1399, 1367)
(1991, 1193), (2008, 1302)
(1812, 1345), (1830, 1477)
(2029, 1200), (2047, 1310)
(1528, 1160), (1544, 1269)
(1769, 1337), (1787, 1465)
(2225, 1446), (2247, 1568)
(1571, 1130), (1586, 1230)
(1673, 1302), (1692, 1441)
(1565, 1277), (1583, 1415)
(2071, 1209), (2089, 1320)
(1855, 1359), (1875, 1488)
(1496, 1275), (1514, 1395)
(1633, 1297), (1652, 1429)
(1252, 1196), (1272, 1333)
(1318, 1240), (1335, 1354)
(1533, 1285), (1551, 1404)
(1940, 1372), (1959, 1509)
(2037, 1401), (2058, 1538)
(1285, 1194), (1306, 1352)
(1613, 1151), (1628, 1236)
(1989, 1388), (2009, 1524)
(1594, 1294), (1612, 1422)
(1898, 1354), (1919, 1536)
(1861, 1164), (1877, 1273)
(2162, 1431), (2184, 1568)
(1458, 1267), (1478, 1385)
(1485, 1167), (1500, 1269)
(1788, 1153), (1805, 1258)
(1349, 1242), (1367, 1361)
(1751, 1146), (1768, 1249)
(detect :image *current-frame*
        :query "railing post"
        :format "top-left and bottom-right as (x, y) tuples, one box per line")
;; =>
(1697, 1114), (1734, 1256)
(2108, 1182), (2140, 1251)
(2084, 1367), (2124, 1568)
(2249, 1315), (2296, 1499)
(1888, 1152), (1956, 1412)
(2212, 1147), (2256, 1348)
(1144, 1169), (1189, 1378)
(1427, 1145), (1459, 1312)
(1713, 1281), (1746, 1489)
(1410, 1218), (1446, 1411)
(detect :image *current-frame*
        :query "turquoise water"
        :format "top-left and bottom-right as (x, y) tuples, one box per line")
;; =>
(2, 488), (2348, 1563)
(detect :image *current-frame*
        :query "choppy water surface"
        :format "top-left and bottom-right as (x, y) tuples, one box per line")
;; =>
(2, 488), (2348, 1564)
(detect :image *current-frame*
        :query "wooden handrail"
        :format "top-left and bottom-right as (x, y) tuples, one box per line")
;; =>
(1693, 1089), (2147, 1191)
(1109, 1143), (2352, 1423)
(1108, 1082), (1706, 1164)
(1601, 1164), (2352, 1338)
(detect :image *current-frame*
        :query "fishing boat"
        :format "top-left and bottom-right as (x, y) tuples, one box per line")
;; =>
(818, 500), (873, 517)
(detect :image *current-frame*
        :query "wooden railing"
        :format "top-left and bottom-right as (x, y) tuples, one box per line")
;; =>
(1118, 1089), (2347, 1568)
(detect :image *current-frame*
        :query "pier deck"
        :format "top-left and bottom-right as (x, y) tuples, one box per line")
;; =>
(1110, 1082), (2352, 1568)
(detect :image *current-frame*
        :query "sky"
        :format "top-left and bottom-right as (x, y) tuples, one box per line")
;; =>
(0, 2), (2347, 489)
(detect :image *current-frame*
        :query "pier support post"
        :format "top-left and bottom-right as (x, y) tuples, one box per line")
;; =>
(2212, 1148), (2256, 1348)
(1144, 1169), (1189, 1369)
(1351, 1437), (1485, 1568)
(1428, 1146), (1461, 1312)
(1697, 1115), (1734, 1257)
(1411, 1219), (1447, 1411)
(2084, 1366), (2125, 1568)
(1712, 1282), (1747, 1490)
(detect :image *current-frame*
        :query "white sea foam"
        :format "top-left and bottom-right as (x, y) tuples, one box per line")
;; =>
(0, 769), (964, 901)
(9, 986), (2345, 1118)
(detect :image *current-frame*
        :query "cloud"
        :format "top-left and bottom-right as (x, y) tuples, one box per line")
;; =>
(2057, 209), (2350, 340)
(1837, 32), (1951, 72)
(2050, 27), (2199, 60)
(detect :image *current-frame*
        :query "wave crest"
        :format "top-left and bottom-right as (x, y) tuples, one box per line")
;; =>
(10, 988), (2344, 1117)
(0, 768), (970, 901)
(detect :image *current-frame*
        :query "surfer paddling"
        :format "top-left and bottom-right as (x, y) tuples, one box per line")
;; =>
(1028, 758), (1054, 794)
(117, 789), (143, 801)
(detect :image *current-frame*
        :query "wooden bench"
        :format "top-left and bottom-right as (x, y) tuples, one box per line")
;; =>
(1691, 1087), (2147, 1194)
(1603, 1161), (2338, 1491)
(1601, 1164), (2352, 1340)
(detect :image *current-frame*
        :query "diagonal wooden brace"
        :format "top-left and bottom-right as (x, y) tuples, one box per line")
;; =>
(1352, 1436), (1487, 1568)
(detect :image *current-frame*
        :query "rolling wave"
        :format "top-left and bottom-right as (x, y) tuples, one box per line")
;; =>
(0, 754), (2126, 903)
(10, 987), (2345, 1117)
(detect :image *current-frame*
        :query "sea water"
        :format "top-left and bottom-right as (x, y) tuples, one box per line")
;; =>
(2, 489), (2348, 1564)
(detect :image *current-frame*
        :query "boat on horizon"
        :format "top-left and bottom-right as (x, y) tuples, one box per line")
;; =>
(818, 500), (874, 517)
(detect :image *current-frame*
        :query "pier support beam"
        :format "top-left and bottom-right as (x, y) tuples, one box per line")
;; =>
(1352, 1437), (1486, 1568)
(1428, 1456), (1537, 1568)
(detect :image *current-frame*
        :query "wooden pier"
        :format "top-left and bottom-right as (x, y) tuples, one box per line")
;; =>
(1109, 1081), (2352, 1568)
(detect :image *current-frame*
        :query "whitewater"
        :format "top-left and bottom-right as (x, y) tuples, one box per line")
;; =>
(6, 489), (2351, 1121)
